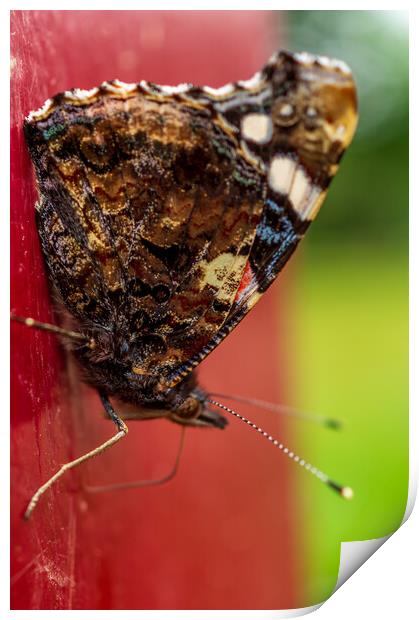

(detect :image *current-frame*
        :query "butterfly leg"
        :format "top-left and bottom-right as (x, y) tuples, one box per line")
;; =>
(85, 426), (186, 493)
(24, 393), (128, 519)
(11, 314), (89, 344)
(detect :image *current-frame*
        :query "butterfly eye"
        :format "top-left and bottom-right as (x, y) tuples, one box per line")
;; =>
(172, 396), (201, 422)
(273, 100), (299, 127)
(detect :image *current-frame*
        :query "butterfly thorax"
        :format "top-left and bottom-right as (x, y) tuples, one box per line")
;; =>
(68, 326), (224, 427)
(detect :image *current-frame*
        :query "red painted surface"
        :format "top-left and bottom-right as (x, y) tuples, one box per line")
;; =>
(11, 11), (300, 609)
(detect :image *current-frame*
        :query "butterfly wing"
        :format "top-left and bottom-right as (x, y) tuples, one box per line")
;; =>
(162, 51), (358, 387)
(25, 50), (357, 395)
(25, 81), (265, 372)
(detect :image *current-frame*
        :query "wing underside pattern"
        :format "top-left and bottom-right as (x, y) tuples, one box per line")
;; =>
(29, 95), (267, 379)
(25, 49), (357, 395)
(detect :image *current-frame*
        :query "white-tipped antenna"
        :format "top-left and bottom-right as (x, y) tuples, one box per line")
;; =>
(209, 392), (343, 430)
(207, 399), (353, 500)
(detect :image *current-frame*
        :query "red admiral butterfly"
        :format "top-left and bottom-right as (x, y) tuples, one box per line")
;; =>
(16, 49), (358, 518)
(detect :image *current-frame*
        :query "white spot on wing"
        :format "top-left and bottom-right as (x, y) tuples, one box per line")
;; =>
(202, 83), (235, 97)
(158, 83), (191, 95)
(291, 171), (324, 221)
(317, 55), (333, 68)
(267, 51), (279, 66)
(331, 59), (351, 74)
(290, 168), (324, 221)
(101, 81), (137, 96)
(63, 87), (100, 101)
(269, 154), (323, 221)
(290, 167), (311, 213)
(294, 51), (351, 75)
(238, 71), (263, 90)
(317, 56), (351, 74)
(241, 113), (272, 144)
(268, 155), (297, 195)
(294, 51), (315, 65)
(112, 79), (137, 92)
(26, 98), (54, 122)
(139, 80), (154, 94)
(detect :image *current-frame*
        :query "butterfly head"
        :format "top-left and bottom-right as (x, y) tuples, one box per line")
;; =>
(167, 386), (228, 429)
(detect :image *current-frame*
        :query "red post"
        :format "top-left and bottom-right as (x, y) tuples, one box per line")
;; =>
(11, 10), (298, 609)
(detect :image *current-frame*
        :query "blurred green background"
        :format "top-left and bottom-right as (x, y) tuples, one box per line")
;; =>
(282, 11), (408, 605)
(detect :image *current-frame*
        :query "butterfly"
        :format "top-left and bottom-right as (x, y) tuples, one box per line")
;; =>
(17, 49), (357, 517)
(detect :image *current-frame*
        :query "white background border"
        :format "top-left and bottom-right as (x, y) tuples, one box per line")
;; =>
(4, 1), (416, 618)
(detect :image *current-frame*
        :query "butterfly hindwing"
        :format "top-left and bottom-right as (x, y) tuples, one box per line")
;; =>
(25, 83), (266, 377)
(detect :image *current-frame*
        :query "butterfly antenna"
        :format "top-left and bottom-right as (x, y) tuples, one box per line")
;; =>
(209, 392), (342, 430)
(207, 399), (353, 500)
